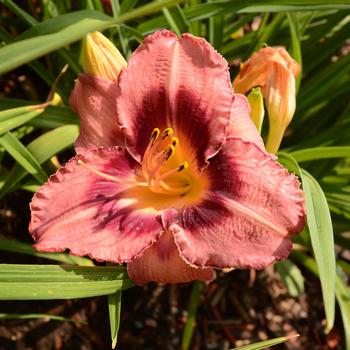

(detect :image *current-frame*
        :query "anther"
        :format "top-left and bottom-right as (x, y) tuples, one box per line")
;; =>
(162, 127), (173, 139)
(177, 161), (188, 172)
(150, 128), (160, 144)
(165, 145), (175, 160)
(171, 137), (179, 147)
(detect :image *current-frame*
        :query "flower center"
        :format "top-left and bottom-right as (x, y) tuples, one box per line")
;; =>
(141, 128), (191, 196)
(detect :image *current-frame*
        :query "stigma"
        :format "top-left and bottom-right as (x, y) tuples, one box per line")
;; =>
(142, 128), (191, 195)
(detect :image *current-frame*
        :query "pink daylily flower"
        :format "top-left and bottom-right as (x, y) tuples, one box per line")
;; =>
(29, 30), (305, 285)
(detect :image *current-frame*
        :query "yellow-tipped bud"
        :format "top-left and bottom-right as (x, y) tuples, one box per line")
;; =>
(247, 87), (264, 134)
(82, 31), (127, 81)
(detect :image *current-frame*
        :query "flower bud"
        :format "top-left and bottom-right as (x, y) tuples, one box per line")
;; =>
(247, 87), (264, 134)
(233, 47), (301, 153)
(82, 31), (127, 81)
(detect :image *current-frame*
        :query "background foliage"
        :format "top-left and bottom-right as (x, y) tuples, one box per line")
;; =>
(0, 0), (349, 349)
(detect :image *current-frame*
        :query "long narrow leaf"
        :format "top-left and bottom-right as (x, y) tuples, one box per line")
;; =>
(290, 147), (350, 163)
(0, 105), (44, 134)
(335, 273), (350, 349)
(108, 291), (122, 349)
(0, 0), (182, 74)
(230, 334), (298, 350)
(301, 170), (336, 333)
(0, 265), (133, 300)
(0, 132), (47, 183)
(0, 236), (93, 266)
(0, 125), (79, 197)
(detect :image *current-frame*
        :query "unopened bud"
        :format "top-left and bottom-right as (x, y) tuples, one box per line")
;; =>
(82, 31), (127, 81)
(233, 46), (301, 153)
(247, 87), (264, 134)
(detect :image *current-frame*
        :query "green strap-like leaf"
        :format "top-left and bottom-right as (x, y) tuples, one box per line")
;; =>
(0, 125), (79, 197)
(335, 273), (350, 349)
(0, 264), (134, 300)
(108, 291), (122, 349)
(290, 146), (350, 163)
(0, 132), (47, 183)
(0, 105), (44, 135)
(0, 236), (93, 266)
(181, 281), (204, 350)
(301, 170), (336, 333)
(0, 0), (182, 74)
(0, 313), (85, 324)
(230, 335), (298, 350)
(276, 259), (305, 297)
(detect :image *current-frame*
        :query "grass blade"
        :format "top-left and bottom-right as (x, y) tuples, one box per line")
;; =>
(0, 236), (94, 266)
(0, 0), (182, 74)
(290, 147), (350, 163)
(301, 169), (336, 333)
(230, 334), (299, 350)
(181, 281), (203, 350)
(0, 313), (85, 324)
(0, 125), (79, 197)
(0, 132), (47, 183)
(276, 259), (305, 297)
(0, 105), (45, 135)
(108, 291), (122, 349)
(335, 273), (350, 349)
(0, 264), (134, 300)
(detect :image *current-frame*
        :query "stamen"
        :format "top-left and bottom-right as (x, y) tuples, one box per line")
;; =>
(177, 161), (188, 172)
(162, 128), (173, 139)
(165, 145), (175, 160)
(150, 128), (160, 145)
(159, 181), (191, 194)
(158, 162), (189, 181)
(171, 137), (179, 147)
(141, 127), (191, 195)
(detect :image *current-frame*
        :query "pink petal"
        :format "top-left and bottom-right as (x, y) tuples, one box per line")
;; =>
(163, 138), (305, 270)
(116, 30), (233, 167)
(127, 230), (215, 285)
(29, 147), (163, 263)
(227, 93), (265, 150)
(70, 74), (124, 154)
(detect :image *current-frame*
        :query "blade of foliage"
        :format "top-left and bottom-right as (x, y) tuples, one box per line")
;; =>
(292, 252), (350, 348)
(277, 152), (301, 175)
(139, 1), (350, 35)
(290, 147), (350, 163)
(0, 236), (94, 266)
(2, 0), (82, 74)
(0, 313), (85, 324)
(0, 265), (133, 300)
(161, 4), (188, 36)
(276, 259), (305, 297)
(0, 132), (47, 183)
(252, 13), (285, 52)
(0, 105), (45, 135)
(335, 273), (350, 349)
(301, 170), (336, 333)
(0, 125), (79, 197)
(0, 0), (182, 74)
(0, 28), (69, 103)
(108, 291), (122, 349)
(0, 99), (78, 129)
(287, 13), (302, 91)
(181, 281), (203, 350)
(230, 334), (298, 350)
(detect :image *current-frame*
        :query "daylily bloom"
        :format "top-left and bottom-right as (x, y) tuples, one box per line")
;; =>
(29, 30), (305, 285)
(233, 47), (301, 153)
